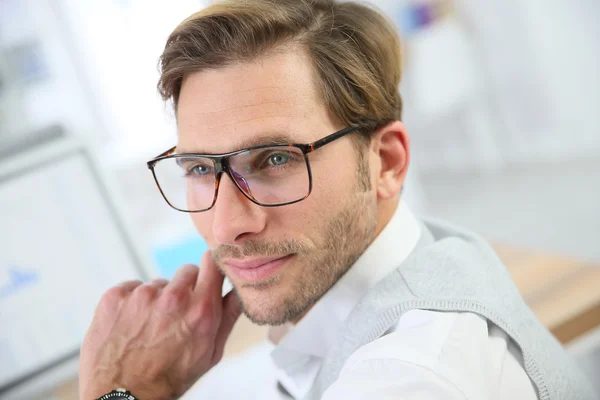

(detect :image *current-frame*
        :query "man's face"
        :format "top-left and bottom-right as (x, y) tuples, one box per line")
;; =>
(176, 48), (377, 325)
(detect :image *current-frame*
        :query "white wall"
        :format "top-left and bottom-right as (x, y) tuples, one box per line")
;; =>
(0, 0), (99, 140)
(384, 0), (600, 172)
(54, 0), (207, 166)
(517, 0), (600, 161)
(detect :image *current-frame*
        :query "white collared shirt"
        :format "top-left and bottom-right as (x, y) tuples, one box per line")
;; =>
(186, 203), (537, 399)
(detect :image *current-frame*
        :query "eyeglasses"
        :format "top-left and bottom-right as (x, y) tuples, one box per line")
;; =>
(147, 126), (360, 213)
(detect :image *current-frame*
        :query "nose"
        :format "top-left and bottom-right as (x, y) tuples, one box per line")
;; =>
(211, 172), (267, 245)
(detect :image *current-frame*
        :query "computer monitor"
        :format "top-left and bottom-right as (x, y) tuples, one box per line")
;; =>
(0, 128), (153, 400)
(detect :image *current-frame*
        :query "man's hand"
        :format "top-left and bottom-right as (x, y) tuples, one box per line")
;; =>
(79, 251), (241, 400)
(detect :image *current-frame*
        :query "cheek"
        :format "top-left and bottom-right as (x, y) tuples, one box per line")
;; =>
(310, 161), (356, 207)
(190, 213), (214, 245)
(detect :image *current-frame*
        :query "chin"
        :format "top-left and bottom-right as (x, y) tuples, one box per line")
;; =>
(243, 306), (287, 326)
(234, 283), (301, 326)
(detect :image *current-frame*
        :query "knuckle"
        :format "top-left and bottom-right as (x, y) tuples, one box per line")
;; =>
(180, 263), (198, 271)
(133, 284), (158, 303)
(158, 287), (189, 312)
(177, 263), (198, 277)
(193, 300), (218, 334)
(151, 278), (169, 286)
(197, 299), (214, 318)
(101, 286), (127, 306)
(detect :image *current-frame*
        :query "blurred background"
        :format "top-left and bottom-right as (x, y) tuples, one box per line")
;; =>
(0, 0), (599, 399)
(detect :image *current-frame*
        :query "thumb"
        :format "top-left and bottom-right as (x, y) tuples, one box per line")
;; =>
(211, 290), (242, 365)
(195, 251), (226, 306)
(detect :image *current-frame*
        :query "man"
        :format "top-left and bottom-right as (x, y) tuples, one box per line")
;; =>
(79, 1), (596, 399)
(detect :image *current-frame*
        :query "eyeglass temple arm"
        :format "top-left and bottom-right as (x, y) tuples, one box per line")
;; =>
(306, 126), (359, 152)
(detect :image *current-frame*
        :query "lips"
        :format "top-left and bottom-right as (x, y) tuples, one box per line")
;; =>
(225, 254), (294, 283)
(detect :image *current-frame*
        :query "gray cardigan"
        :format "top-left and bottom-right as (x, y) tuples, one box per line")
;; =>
(304, 218), (597, 400)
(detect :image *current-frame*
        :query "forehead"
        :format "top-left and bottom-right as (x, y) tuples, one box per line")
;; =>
(176, 48), (336, 154)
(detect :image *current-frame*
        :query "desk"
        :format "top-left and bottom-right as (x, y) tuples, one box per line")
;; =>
(494, 244), (600, 343)
(48, 245), (600, 400)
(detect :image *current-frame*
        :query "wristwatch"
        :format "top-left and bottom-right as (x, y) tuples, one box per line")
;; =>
(96, 388), (139, 400)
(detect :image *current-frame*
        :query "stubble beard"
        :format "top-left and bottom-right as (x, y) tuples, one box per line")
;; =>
(214, 146), (377, 325)
(215, 190), (376, 326)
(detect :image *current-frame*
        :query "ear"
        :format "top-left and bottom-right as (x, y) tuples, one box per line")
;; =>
(370, 121), (410, 200)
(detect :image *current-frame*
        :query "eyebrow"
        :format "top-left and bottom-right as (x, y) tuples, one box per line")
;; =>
(177, 132), (298, 155)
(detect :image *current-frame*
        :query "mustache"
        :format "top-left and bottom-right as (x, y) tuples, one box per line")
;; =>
(213, 239), (310, 262)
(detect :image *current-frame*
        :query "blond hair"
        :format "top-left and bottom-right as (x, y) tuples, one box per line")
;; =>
(158, 0), (403, 134)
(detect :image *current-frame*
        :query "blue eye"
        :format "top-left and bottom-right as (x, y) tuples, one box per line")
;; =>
(268, 153), (289, 166)
(189, 164), (212, 176)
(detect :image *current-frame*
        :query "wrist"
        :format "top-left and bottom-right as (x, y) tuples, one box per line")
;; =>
(80, 367), (178, 400)
(82, 382), (175, 400)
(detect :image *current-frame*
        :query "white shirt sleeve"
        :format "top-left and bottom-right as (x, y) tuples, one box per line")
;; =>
(322, 310), (538, 400)
(322, 359), (468, 399)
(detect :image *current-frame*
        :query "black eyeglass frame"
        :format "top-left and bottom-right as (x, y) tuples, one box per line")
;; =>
(146, 126), (360, 213)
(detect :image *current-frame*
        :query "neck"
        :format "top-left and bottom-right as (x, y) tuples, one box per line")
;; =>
(373, 197), (400, 242)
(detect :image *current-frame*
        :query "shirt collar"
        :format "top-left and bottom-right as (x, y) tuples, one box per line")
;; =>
(269, 201), (422, 367)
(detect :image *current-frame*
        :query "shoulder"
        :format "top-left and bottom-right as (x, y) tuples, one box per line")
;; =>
(332, 310), (537, 399)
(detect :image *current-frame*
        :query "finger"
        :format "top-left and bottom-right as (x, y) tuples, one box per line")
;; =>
(211, 290), (242, 365)
(117, 279), (144, 292)
(195, 251), (225, 301)
(146, 278), (169, 290)
(130, 279), (170, 304)
(97, 280), (142, 316)
(168, 264), (200, 292)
